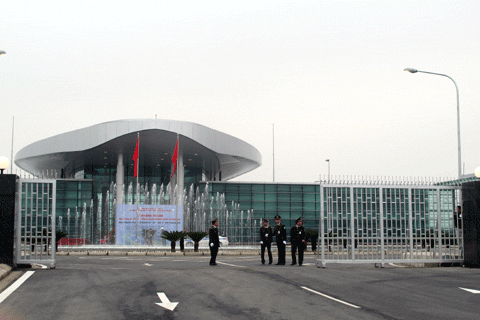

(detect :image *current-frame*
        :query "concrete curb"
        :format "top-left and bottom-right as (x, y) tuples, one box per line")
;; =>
(56, 250), (319, 256)
(0, 264), (12, 281)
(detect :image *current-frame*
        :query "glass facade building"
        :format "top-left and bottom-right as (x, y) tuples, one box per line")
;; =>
(13, 120), (471, 251)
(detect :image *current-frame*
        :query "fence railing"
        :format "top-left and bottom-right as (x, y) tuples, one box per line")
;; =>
(15, 179), (56, 268)
(317, 184), (462, 267)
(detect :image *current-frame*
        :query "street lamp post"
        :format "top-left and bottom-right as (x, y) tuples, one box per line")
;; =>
(325, 159), (330, 182)
(404, 68), (462, 178)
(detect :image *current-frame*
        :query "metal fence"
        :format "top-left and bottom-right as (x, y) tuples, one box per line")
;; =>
(317, 184), (462, 267)
(15, 179), (56, 268)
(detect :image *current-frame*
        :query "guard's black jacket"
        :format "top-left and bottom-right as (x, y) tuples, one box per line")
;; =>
(273, 224), (287, 242)
(260, 226), (273, 243)
(290, 225), (305, 244)
(209, 226), (219, 247)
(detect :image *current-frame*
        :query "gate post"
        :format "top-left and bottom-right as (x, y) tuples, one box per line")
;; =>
(437, 188), (443, 260)
(462, 181), (480, 267)
(320, 185), (325, 268)
(350, 186), (355, 261)
(379, 187), (385, 267)
(0, 174), (17, 267)
(408, 188), (414, 260)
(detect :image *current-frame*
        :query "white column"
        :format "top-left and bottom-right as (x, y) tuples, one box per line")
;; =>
(115, 152), (124, 244)
(116, 153), (124, 206)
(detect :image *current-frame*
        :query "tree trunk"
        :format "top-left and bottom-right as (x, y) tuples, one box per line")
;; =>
(170, 242), (176, 252)
(194, 242), (199, 252)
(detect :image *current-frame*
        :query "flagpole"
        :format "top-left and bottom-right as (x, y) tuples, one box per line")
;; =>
(135, 133), (139, 245)
(176, 133), (179, 231)
(272, 123), (275, 183)
(170, 135), (180, 232)
(10, 116), (14, 174)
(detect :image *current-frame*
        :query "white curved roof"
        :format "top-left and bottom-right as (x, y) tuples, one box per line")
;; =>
(15, 119), (262, 180)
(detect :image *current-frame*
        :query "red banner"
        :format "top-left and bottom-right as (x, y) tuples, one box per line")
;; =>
(133, 136), (139, 177)
(171, 138), (178, 178)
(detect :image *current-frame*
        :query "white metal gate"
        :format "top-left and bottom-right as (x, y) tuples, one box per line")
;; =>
(317, 184), (462, 267)
(15, 179), (56, 268)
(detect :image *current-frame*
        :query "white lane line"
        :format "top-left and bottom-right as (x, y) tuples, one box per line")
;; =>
(216, 261), (247, 268)
(0, 271), (35, 304)
(225, 256), (259, 260)
(301, 286), (361, 309)
(144, 263), (152, 266)
(459, 287), (480, 294)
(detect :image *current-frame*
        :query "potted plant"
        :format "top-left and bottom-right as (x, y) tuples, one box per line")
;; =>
(187, 231), (208, 252)
(160, 231), (188, 252)
(55, 230), (68, 252)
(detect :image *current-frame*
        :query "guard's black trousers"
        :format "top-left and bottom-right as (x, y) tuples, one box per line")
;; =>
(276, 241), (286, 264)
(291, 242), (304, 265)
(210, 246), (218, 265)
(261, 242), (273, 264)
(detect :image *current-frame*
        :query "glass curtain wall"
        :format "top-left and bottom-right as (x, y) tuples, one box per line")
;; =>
(55, 180), (93, 243)
(206, 182), (320, 243)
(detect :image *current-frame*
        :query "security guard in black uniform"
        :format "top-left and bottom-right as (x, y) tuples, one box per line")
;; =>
(290, 217), (306, 266)
(273, 214), (287, 265)
(259, 218), (273, 264)
(209, 218), (219, 265)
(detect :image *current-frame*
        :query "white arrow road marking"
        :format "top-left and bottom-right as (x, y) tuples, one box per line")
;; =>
(144, 263), (152, 266)
(389, 263), (407, 268)
(156, 292), (178, 311)
(459, 287), (480, 294)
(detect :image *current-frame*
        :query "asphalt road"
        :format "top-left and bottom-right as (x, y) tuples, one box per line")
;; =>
(1, 254), (480, 320)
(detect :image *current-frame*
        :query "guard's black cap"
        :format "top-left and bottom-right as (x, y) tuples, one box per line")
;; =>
(295, 217), (303, 223)
(212, 218), (218, 224)
(274, 215), (281, 220)
(262, 218), (268, 223)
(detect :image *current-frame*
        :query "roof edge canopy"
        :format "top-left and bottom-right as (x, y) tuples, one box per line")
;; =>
(15, 119), (262, 181)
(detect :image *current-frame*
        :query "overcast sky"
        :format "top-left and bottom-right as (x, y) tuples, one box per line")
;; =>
(1, 0), (479, 183)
